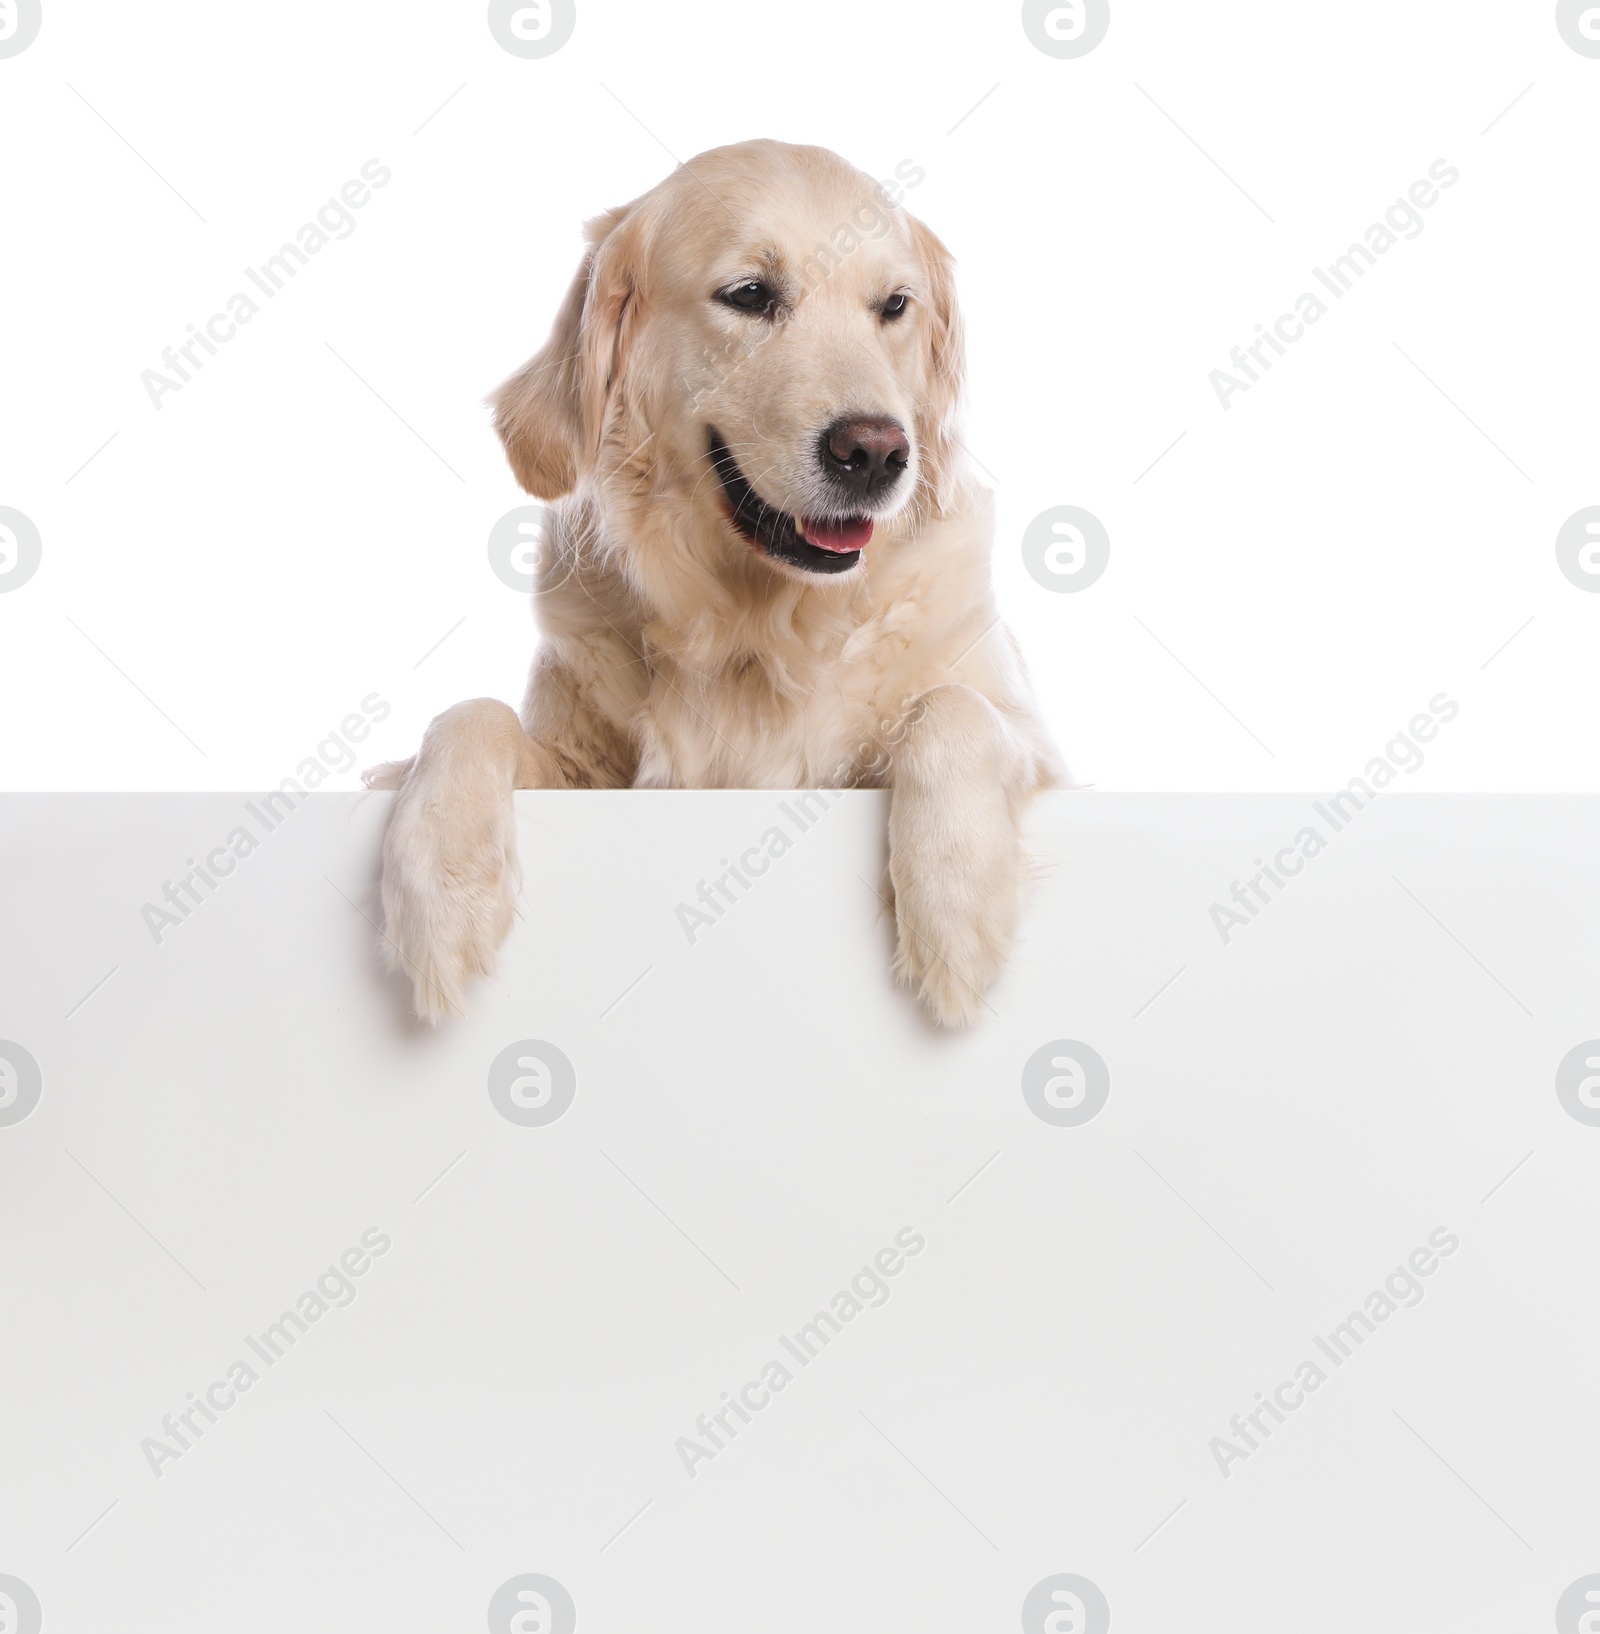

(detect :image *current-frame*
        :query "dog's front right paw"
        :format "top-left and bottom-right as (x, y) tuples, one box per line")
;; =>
(376, 764), (522, 1025)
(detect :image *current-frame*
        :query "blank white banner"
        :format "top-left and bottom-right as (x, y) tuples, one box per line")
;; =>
(0, 791), (1595, 1632)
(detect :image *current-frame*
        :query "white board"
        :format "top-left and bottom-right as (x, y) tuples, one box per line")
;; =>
(0, 792), (1596, 1632)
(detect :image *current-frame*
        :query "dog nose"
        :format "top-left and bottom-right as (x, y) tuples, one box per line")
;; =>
(819, 416), (911, 500)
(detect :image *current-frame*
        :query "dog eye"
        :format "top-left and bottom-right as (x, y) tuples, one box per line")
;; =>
(881, 292), (910, 321)
(720, 280), (777, 316)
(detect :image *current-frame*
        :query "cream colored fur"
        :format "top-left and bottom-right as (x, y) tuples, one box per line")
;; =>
(366, 139), (1063, 1027)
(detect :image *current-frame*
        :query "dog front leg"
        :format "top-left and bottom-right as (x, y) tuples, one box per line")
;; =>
(886, 684), (1032, 1028)
(364, 698), (576, 1024)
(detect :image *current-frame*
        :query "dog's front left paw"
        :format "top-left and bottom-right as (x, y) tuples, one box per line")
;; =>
(887, 790), (1022, 1028)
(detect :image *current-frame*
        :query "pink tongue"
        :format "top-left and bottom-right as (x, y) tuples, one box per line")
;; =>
(800, 517), (873, 554)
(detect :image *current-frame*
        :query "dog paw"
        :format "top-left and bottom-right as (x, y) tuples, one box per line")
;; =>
(375, 757), (521, 1025)
(892, 927), (999, 1029)
(888, 792), (1022, 1029)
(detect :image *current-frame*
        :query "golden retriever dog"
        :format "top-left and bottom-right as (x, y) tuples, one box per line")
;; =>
(366, 139), (1062, 1027)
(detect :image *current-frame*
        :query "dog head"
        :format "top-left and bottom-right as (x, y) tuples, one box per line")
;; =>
(492, 140), (965, 589)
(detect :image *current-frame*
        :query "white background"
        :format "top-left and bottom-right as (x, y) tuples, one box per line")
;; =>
(2, 0), (1597, 792)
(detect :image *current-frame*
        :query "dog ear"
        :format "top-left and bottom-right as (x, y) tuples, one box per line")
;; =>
(907, 215), (968, 516)
(491, 204), (642, 499)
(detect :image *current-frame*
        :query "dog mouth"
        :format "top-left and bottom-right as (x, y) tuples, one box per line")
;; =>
(707, 431), (872, 575)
